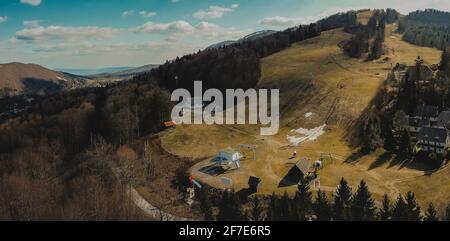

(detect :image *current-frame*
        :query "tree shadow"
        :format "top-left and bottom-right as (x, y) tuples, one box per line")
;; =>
(368, 152), (393, 170)
(344, 149), (368, 164)
(368, 151), (443, 175)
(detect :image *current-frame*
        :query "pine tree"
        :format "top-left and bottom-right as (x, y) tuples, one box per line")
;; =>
(199, 187), (214, 221)
(368, 30), (384, 60)
(351, 180), (376, 221)
(424, 203), (439, 221)
(399, 130), (412, 155)
(279, 192), (294, 221)
(217, 191), (243, 221)
(378, 193), (391, 221)
(294, 177), (313, 221)
(333, 178), (352, 221)
(313, 190), (332, 221)
(445, 203), (450, 221)
(267, 193), (279, 221)
(392, 195), (408, 221)
(405, 192), (422, 221)
(248, 196), (265, 221)
(439, 47), (449, 73)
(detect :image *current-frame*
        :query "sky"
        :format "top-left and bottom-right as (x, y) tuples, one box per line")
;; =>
(0, 0), (450, 69)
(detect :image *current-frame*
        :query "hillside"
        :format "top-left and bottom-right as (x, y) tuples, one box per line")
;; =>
(0, 62), (87, 97)
(161, 10), (450, 210)
(2, 8), (450, 220)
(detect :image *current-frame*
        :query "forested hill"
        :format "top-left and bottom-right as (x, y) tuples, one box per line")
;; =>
(133, 11), (359, 93)
(399, 9), (450, 50)
(406, 9), (450, 26)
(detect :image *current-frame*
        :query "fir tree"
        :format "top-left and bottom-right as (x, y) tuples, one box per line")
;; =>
(279, 192), (295, 221)
(351, 180), (376, 221)
(199, 187), (214, 221)
(217, 191), (243, 221)
(313, 190), (332, 221)
(368, 30), (384, 60)
(399, 130), (412, 155)
(445, 203), (450, 221)
(378, 193), (392, 221)
(248, 196), (265, 221)
(267, 193), (279, 221)
(294, 177), (313, 221)
(405, 192), (422, 221)
(424, 203), (439, 221)
(392, 195), (408, 221)
(333, 178), (352, 221)
(439, 47), (449, 73)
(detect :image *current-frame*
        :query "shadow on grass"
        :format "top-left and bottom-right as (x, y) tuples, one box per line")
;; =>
(198, 165), (226, 176)
(368, 152), (393, 170)
(344, 149), (368, 164)
(368, 151), (443, 174)
(278, 166), (302, 188)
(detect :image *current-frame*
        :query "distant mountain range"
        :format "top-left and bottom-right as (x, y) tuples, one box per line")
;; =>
(0, 62), (88, 97)
(206, 30), (279, 50)
(0, 63), (159, 98)
(55, 67), (134, 76)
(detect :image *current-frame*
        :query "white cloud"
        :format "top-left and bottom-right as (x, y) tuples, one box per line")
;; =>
(139, 11), (157, 18)
(0, 16), (7, 24)
(15, 22), (121, 42)
(20, 0), (42, 6)
(131, 20), (195, 34)
(23, 20), (41, 28)
(193, 5), (238, 19)
(122, 10), (135, 17)
(259, 16), (302, 27)
(259, 7), (354, 27)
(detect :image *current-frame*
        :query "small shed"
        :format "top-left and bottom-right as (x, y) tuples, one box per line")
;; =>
(248, 176), (262, 193)
(164, 120), (177, 128)
(216, 149), (243, 166)
(295, 158), (312, 177)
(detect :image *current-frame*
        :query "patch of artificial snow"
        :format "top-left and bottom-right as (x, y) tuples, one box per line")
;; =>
(304, 112), (313, 119)
(287, 124), (326, 146)
(57, 76), (68, 82)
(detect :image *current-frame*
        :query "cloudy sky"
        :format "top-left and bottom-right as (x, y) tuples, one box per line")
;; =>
(0, 0), (449, 69)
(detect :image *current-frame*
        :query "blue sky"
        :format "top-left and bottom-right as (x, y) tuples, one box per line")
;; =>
(0, 0), (449, 69)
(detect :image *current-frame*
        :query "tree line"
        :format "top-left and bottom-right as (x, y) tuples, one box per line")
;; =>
(343, 9), (394, 60)
(134, 12), (358, 94)
(399, 9), (450, 50)
(198, 177), (447, 221)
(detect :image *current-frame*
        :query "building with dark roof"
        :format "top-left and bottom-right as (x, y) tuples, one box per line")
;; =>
(408, 117), (430, 134)
(436, 111), (450, 129)
(413, 104), (439, 121)
(416, 127), (449, 154)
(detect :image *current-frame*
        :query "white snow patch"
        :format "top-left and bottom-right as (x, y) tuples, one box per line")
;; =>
(57, 76), (68, 82)
(287, 124), (326, 146)
(304, 112), (313, 118)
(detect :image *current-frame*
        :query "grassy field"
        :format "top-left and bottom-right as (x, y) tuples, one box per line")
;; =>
(160, 19), (448, 211)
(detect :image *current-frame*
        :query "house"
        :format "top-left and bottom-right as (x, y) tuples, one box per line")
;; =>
(408, 117), (430, 134)
(413, 104), (439, 122)
(295, 158), (312, 177)
(416, 127), (450, 154)
(436, 111), (450, 130)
